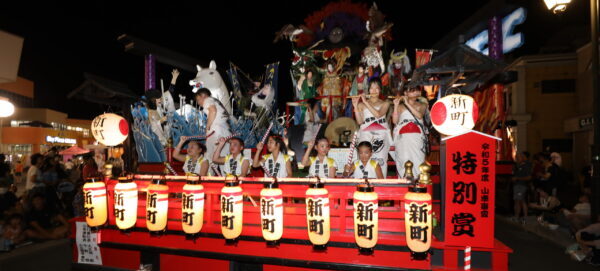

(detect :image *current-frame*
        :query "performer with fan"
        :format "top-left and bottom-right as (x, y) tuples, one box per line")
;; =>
(301, 137), (336, 178)
(392, 87), (429, 177)
(173, 136), (209, 176)
(253, 135), (293, 178)
(351, 78), (392, 177)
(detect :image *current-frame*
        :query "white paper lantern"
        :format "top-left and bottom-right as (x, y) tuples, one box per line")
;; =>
(91, 113), (129, 146)
(430, 94), (478, 136)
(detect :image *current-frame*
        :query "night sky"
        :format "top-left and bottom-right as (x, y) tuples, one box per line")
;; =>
(0, 0), (588, 119)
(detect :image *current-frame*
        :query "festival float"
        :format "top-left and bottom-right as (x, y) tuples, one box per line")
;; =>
(71, 2), (514, 270)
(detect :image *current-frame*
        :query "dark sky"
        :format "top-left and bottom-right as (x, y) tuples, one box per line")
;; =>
(0, 0), (514, 119)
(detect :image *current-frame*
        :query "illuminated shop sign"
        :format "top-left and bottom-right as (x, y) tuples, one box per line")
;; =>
(466, 7), (526, 55)
(46, 136), (76, 144)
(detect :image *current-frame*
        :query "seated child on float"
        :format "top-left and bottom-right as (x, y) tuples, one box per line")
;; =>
(173, 136), (209, 176)
(213, 137), (251, 177)
(343, 141), (384, 179)
(301, 137), (336, 178)
(253, 135), (293, 178)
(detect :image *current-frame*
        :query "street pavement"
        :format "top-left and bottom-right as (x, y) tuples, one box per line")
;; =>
(496, 218), (598, 270)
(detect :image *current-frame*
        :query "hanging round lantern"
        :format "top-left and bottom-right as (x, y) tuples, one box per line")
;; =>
(404, 186), (432, 260)
(146, 179), (169, 233)
(430, 94), (479, 136)
(91, 113), (129, 146)
(83, 178), (108, 230)
(353, 182), (378, 254)
(114, 177), (138, 231)
(260, 181), (283, 245)
(221, 180), (243, 242)
(182, 178), (205, 236)
(305, 181), (330, 250)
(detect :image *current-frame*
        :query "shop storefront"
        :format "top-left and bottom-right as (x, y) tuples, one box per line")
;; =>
(1, 126), (94, 161)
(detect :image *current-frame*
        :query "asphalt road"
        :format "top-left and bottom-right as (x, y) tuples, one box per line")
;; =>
(496, 219), (598, 271)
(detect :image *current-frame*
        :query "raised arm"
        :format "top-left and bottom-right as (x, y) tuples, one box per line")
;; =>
(403, 96), (425, 119)
(353, 98), (364, 124)
(252, 142), (265, 168)
(169, 69), (180, 92)
(392, 97), (402, 124)
(212, 138), (227, 164)
(362, 95), (389, 118)
(301, 140), (315, 167)
(172, 136), (189, 162)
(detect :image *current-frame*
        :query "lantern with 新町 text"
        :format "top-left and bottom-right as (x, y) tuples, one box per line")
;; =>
(306, 181), (330, 250)
(91, 113), (129, 146)
(221, 180), (243, 242)
(83, 178), (108, 230)
(182, 179), (205, 236)
(146, 179), (169, 233)
(260, 181), (283, 245)
(404, 186), (432, 260)
(430, 94), (478, 136)
(114, 177), (138, 230)
(353, 182), (378, 254)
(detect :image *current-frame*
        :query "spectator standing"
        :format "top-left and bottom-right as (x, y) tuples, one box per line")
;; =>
(25, 154), (44, 192)
(512, 152), (532, 224)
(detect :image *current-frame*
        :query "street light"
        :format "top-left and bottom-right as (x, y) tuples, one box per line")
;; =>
(0, 98), (15, 118)
(545, 0), (600, 221)
(0, 98), (15, 153)
(544, 0), (572, 13)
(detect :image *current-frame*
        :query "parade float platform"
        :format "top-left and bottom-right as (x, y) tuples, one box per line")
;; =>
(70, 175), (511, 271)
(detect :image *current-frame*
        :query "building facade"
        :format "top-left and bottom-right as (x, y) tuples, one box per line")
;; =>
(505, 53), (578, 170)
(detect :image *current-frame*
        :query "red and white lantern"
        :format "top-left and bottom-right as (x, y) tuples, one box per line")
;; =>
(430, 94), (478, 136)
(91, 113), (129, 146)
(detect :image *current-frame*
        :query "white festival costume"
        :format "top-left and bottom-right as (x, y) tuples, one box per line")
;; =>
(223, 153), (251, 176)
(302, 111), (321, 144)
(203, 97), (231, 173)
(183, 155), (208, 176)
(393, 109), (426, 177)
(308, 156), (336, 178)
(357, 104), (392, 178)
(262, 153), (291, 178)
(353, 160), (379, 179)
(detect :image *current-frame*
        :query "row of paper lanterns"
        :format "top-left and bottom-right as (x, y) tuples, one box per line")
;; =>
(83, 178), (432, 259)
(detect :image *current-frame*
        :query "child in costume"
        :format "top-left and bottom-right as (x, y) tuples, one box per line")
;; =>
(301, 137), (336, 178)
(351, 78), (392, 177)
(344, 141), (384, 179)
(213, 137), (251, 177)
(253, 135), (293, 178)
(173, 136), (209, 176)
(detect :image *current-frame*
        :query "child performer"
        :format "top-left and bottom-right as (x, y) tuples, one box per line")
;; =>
(392, 87), (428, 177)
(351, 78), (392, 177)
(173, 136), (209, 176)
(343, 141), (384, 179)
(301, 137), (336, 178)
(213, 137), (251, 177)
(253, 135), (293, 178)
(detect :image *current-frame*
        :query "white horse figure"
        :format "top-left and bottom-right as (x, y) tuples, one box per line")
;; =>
(189, 60), (232, 115)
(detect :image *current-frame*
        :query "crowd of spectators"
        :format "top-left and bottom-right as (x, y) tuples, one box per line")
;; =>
(0, 150), (102, 250)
